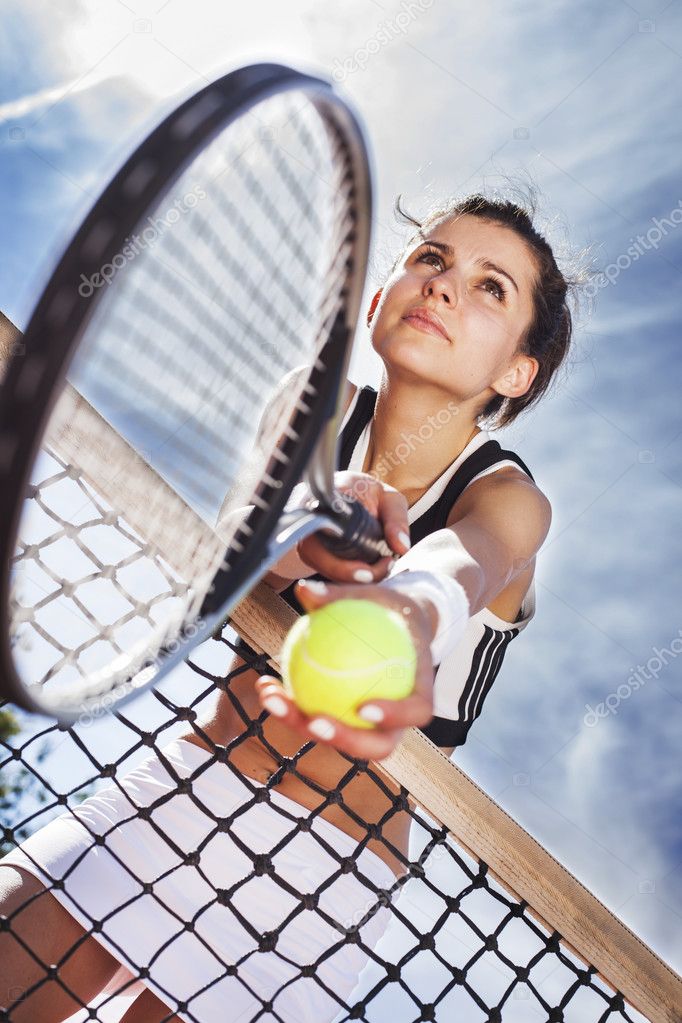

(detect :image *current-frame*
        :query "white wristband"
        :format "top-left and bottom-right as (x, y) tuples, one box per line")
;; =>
(381, 569), (470, 666)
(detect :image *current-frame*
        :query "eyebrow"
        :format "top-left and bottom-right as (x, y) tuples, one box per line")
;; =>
(416, 239), (519, 295)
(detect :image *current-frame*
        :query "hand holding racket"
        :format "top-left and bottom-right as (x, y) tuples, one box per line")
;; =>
(279, 470), (412, 587)
(0, 62), (393, 723)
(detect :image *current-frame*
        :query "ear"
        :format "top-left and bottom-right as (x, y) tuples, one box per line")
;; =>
(366, 289), (383, 327)
(492, 352), (539, 400)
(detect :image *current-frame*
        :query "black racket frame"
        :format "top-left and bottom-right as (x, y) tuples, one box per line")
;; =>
(0, 62), (376, 716)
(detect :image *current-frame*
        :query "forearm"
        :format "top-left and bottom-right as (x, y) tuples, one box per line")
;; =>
(262, 549), (316, 591)
(380, 529), (489, 665)
(385, 528), (486, 616)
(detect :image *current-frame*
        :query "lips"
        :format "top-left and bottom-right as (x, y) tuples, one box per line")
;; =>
(402, 307), (450, 342)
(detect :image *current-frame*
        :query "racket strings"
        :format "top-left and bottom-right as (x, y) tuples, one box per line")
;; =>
(10, 89), (361, 706)
(232, 156), (358, 551)
(151, 202), (311, 362)
(89, 318), (257, 507)
(73, 98), (338, 511)
(93, 261), (302, 512)
(202, 181), (315, 320)
(232, 157), (321, 278)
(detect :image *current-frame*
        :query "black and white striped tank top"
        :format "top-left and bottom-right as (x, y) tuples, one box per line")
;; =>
(275, 385), (538, 749)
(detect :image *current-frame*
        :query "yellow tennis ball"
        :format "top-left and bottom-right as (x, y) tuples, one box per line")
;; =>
(281, 598), (417, 729)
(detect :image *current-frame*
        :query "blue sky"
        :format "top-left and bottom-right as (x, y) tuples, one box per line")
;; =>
(1, 0), (681, 1007)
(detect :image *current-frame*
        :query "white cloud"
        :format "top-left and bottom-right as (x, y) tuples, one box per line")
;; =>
(0, 73), (111, 124)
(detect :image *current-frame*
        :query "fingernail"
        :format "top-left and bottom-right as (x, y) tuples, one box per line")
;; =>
(299, 578), (327, 593)
(308, 718), (336, 741)
(398, 530), (411, 550)
(353, 569), (374, 583)
(263, 695), (288, 718)
(358, 704), (384, 723)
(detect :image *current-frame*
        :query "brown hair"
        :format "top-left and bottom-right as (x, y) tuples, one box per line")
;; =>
(390, 191), (580, 429)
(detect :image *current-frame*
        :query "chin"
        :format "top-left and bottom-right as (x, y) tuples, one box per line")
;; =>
(376, 331), (440, 362)
(379, 349), (446, 386)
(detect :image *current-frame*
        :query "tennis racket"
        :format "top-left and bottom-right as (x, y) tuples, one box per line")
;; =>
(0, 62), (391, 723)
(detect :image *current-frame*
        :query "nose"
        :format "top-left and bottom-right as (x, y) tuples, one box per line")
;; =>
(423, 269), (456, 306)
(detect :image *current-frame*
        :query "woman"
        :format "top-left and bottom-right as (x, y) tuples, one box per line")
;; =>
(0, 193), (573, 1023)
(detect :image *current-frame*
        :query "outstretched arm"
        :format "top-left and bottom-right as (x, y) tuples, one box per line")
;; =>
(383, 469), (552, 662)
(255, 469), (551, 761)
(439, 468), (552, 616)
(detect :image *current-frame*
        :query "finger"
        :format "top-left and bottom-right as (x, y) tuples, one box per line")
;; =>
(294, 578), (395, 611)
(374, 486), (411, 556)
(255, 677), (309, 731)
(333, 476), (410, 558)
(333, 472), (381, 517)
(298, 532), (395, 582)
(256, 675), (405, 759)
(356, 691), (433, 731)
(304, 715), (405, 760)
(255, 677), (293, 716)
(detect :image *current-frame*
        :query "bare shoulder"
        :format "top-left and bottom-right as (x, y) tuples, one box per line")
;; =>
(447, 467), (550, 624)
(446, 464), (552, 535)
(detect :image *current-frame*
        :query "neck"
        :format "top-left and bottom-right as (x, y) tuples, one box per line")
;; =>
(361, 375), (481, 491)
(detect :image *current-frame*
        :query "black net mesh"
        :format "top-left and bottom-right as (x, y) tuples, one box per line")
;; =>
(0, 629), (651, 1023)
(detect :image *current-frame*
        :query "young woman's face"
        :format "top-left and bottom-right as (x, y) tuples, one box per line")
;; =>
(369, 214), (539, 407)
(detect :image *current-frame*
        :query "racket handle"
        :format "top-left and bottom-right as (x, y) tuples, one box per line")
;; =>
(318, 493), (393, 563)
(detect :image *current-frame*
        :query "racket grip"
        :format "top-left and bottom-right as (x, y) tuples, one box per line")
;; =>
(318, 494), (393, 563)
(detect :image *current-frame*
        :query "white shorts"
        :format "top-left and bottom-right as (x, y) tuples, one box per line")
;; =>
(2, 738), (395, 1023)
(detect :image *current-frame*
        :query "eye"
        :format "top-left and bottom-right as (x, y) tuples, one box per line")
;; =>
(414, 246), (508, 303)
(482, 276), (506, 302)
(415, 245), (445, 271)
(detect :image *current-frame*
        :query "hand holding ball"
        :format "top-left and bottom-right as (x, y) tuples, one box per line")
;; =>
(281, 598), (417, 729)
